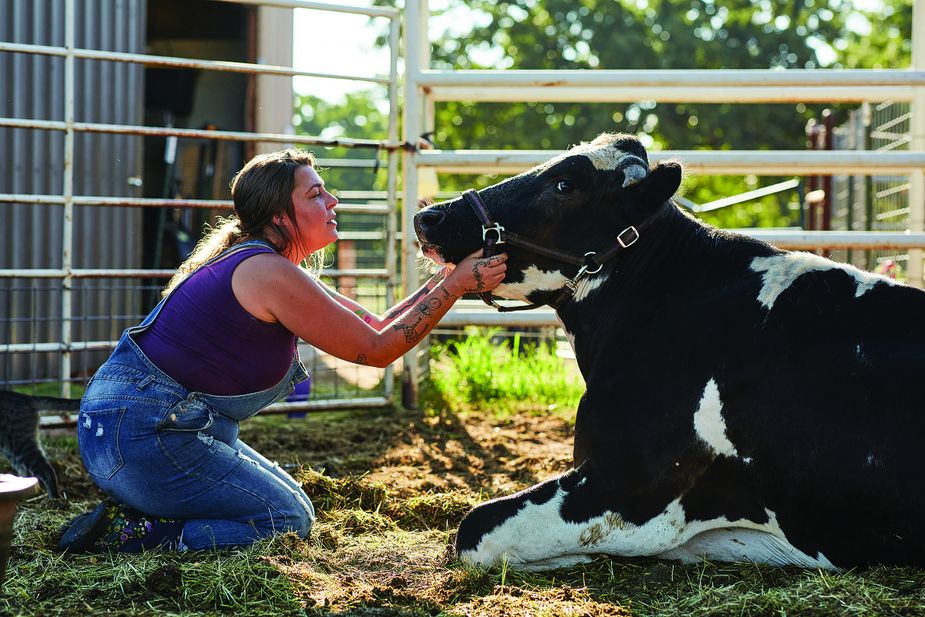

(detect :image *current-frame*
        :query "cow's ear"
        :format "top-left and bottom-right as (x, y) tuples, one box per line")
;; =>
(639, 161), (682, 205)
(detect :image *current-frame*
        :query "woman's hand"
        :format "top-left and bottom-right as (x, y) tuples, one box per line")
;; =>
(444, 250), (508, 296)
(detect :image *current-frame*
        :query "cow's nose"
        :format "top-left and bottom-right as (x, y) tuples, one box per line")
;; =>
(416, 208), (445, 231)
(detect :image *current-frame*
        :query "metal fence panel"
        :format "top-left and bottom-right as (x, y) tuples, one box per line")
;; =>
(0, 0), (146, 386)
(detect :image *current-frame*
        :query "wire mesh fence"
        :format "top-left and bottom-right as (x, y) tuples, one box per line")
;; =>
(828, 101), (913, 281)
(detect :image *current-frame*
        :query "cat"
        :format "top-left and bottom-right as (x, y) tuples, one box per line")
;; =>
(0, 390), (80, 499)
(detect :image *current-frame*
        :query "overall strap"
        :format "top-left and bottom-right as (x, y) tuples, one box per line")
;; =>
(131, 239), (277, 333)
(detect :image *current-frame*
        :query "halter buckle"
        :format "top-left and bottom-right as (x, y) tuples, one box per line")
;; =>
(482, 222), (506, 243)
(617, 226), (640, 249)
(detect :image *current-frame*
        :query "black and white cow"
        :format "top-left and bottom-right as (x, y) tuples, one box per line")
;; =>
(414, 133), (925, 571)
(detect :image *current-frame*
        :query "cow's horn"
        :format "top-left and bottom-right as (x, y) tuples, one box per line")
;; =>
(618, 155), (649, 188)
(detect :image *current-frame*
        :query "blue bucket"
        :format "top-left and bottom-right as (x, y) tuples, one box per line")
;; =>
(286, 376), (311, 418)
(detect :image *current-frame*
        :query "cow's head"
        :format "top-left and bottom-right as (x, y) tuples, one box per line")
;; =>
(414, 133), (682, 304)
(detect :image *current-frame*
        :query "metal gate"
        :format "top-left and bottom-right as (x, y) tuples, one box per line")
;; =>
(0, 0), (403, 417)
(827, 101), (916, 276)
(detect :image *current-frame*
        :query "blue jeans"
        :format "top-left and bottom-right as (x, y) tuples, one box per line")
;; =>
(77, 278), (314, 550)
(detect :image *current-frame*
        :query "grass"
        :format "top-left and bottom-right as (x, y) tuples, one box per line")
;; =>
(5, 341), (925, 615)
(9, 474), (925, 616)
(12, 382), (86, 399)
(428, 329), (584, 416)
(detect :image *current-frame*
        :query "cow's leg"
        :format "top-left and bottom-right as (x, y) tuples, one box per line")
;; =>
(455, 456), (838, 570)
(455, 459), (693, 570)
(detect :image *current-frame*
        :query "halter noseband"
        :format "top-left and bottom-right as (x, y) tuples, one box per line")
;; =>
(461, 188), (661, 312)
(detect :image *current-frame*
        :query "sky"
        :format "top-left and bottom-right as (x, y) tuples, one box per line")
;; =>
(292, 2), (392, 103)
(293, 0), (490, 103)
(292, 0), (886, 104)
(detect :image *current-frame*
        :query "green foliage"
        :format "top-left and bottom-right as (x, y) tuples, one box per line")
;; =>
(325, 0), (912, 228)
(428, 329), (584, 414)
(430, 0), (838, 150)
(686, 175), (803, 229)
(294, 89), (393, 193)
(839, 0), (912, 68)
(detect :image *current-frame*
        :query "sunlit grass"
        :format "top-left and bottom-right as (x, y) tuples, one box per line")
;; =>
(12, 485), (925, 617)
(7, 378), (925, 615)
(427, 329), (584, 416)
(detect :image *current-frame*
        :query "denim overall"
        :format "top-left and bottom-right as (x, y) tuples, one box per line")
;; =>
(77, 240), (315, 550)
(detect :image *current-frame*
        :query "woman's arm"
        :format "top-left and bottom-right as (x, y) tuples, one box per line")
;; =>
(319, 267), (451, 331)
(233, 251), (506, 368)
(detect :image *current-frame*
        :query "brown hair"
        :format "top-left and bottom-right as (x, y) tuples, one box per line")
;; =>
(162, 148), (317, 295)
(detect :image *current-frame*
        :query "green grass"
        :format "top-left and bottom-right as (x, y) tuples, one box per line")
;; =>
(10, 485), (925, 616)
(428, 329), (584, 416)
(7, 365), (925, 616)
(12, 382), (85, 399)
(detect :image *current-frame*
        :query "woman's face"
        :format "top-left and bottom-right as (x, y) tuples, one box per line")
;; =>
(282, 165), (338, 261)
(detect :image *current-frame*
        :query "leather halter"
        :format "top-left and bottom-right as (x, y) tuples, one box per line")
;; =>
(461, 188), (664, 312)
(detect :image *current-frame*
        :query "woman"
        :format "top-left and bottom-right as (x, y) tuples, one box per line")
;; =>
(59, 148), (506, 552)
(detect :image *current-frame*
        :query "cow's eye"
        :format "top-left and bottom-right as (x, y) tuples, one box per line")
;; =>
(555, 179), (574, 194)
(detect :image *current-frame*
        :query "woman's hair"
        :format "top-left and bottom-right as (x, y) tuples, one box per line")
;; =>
(162, 148), (317, 296)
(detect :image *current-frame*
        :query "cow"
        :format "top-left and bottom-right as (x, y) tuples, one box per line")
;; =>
(413, 132), (925, 571)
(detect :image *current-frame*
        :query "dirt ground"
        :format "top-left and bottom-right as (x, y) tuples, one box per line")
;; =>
(47, 404), (575, 505)
(27, 405), (592, 615)
(13, 404), (925, 616)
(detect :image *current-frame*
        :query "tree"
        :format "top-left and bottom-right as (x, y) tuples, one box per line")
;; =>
(319, 0), (913, 228)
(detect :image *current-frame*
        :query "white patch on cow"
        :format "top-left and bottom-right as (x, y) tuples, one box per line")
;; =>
(542, 141), (635, 172)
(693, 379), (739, 458)
(750, 252), (897, 311)
(572, 274), (608, 302)
(658, 508), (836, 569)
(658, 527), (836, 569)
(460, 491), (692, 570)
(461, 489), (838, 570)
(494, 266), (569, 302)
(571, 142), (633, 171)
(518, 554), (593, 570)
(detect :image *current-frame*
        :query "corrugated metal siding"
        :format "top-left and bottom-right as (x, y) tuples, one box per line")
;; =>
(0, 0), (147, 386)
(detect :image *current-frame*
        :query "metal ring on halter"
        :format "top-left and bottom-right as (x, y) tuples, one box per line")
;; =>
(482, 222), (505, 243)
(574, 251), (603, 279)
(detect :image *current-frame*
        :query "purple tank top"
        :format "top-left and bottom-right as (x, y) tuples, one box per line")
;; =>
(135, 245), (296, 395)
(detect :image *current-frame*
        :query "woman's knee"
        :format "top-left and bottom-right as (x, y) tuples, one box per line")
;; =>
(287, 492), (315, 538)
(264, 489), (314, 538)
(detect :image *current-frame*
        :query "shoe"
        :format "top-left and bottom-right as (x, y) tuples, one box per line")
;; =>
(58, 500), (115, 552)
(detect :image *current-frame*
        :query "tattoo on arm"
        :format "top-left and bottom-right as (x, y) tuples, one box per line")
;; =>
(383, 282), (434, 320)
(472, 261), (485, 292)
(354, 309), (375, 325)
(391, 297), (443, 344)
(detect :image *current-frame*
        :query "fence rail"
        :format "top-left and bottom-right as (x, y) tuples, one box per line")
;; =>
(1, 0), (403, 409)
(400, 0), (925, 407)
(5, 0), (925, 412)
(417, 150), (925, 176)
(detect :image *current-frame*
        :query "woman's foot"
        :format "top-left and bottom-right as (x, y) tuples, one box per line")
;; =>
(58, 500), (183, 553)
(58, 499), (117, 552)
